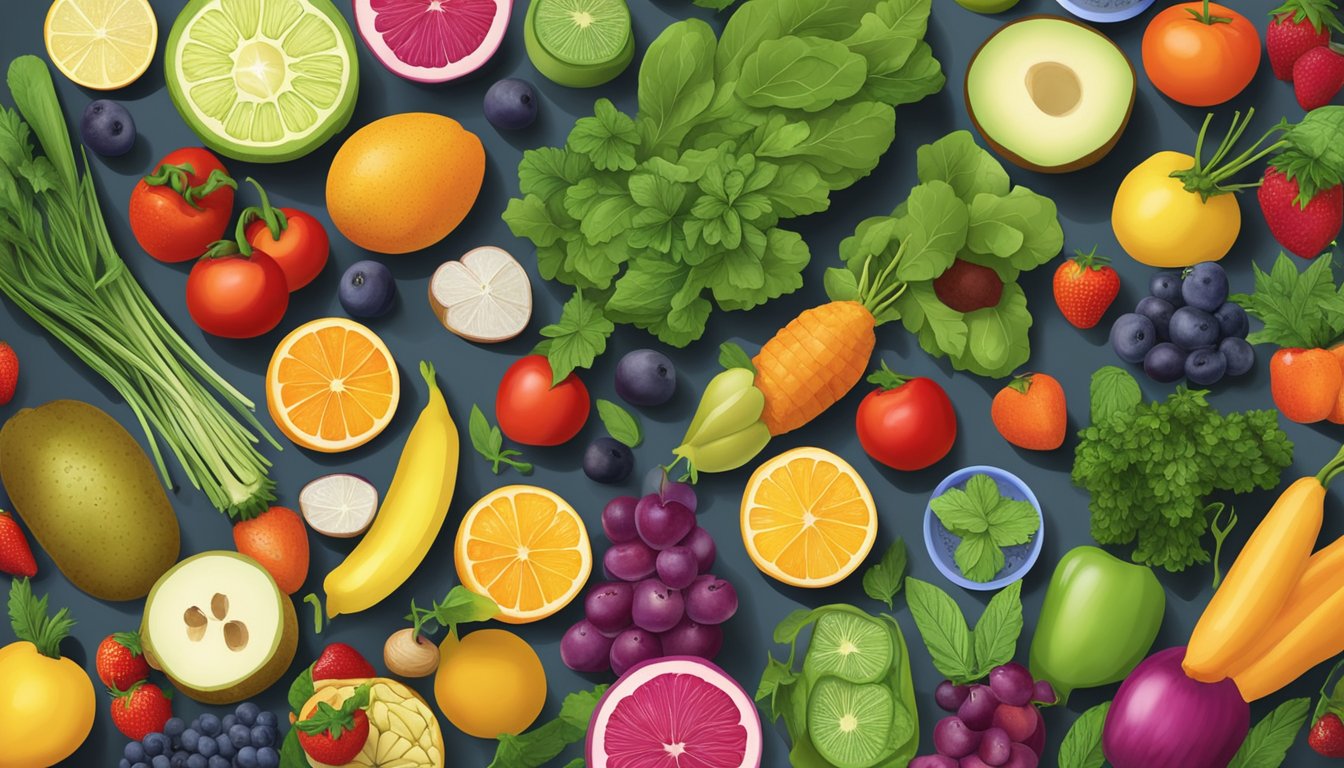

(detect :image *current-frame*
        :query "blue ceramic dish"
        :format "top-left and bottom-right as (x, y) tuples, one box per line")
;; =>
(924, 465), (1044, 591)
(1055, 0), (1155, 23)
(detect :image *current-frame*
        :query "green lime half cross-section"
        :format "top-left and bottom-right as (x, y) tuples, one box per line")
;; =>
(165, 0), (359, 163)
(524, 0), (633, 88)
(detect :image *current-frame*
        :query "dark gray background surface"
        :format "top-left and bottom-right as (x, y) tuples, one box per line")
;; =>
(1, 0), (1339, 765)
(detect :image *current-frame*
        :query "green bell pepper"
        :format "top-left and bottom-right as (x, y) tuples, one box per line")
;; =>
(1029, 546), (1165, 704)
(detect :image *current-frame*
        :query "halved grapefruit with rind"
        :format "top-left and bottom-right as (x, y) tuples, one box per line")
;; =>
(354, 0), (511, 83)
(588, 656), (763, 768)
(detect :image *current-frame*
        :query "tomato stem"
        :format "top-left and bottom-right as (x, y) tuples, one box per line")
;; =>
(143, 162), (237, 211)
(1186, 0), (1233, 24)
(1171, 109), (1288, 200)
(237, 177), (289, 242)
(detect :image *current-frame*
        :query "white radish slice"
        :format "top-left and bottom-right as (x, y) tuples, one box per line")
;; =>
(429, 246), (533, 343)
(299, 474), (379, 538)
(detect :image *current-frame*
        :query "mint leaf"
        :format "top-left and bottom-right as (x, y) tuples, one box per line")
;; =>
(596, 399), (642, 447)
(985, 496), (1039, 548)
(468, 404), (532, 475)
(906, 578), (975, 683)
(1234, 252), (1344, 349)
(1229, 697), (1310, 768)
(1058, 702), (1110, 768)
(719, 342), (756, 372)
(534, 290), (615, 384)
(566, 99), (639, 172)
(930, 481), (991, 535)
(972, 579), (1023, 674)
(1090, 366), (1142, 423)
(736, 36), (867, 112)
(955, 532), (1003, 582)
(862, 539), (908, 608)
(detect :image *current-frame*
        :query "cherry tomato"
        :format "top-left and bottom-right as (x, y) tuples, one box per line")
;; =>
(496, 355), (590, 446)
(241, 178), (329, 292)
(1142, 1), (1260, 107)
(855, 372), (957, 471)
(186, 241), (290, 339)
(129, 147), (237, 263)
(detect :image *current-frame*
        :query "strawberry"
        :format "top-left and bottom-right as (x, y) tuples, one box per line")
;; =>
(109, 681), (173, 740)
(0, 342), (16, 405)
(297, 683), (371, 766)
(1294, 45), (1344, 108)
(1268, 0), (1342, 80)
(1052, 247), (1120, 329)
(0, 510), (36, 578)
(96, 632), (150, 690)
(1259, 166), (1343, 259)
(1311, 713), (1344, 757)
(311, 642), (376, 681)
(991, 373), (1068, 451)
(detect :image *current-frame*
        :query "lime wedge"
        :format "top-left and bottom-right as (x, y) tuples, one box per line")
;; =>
(164, 0), (359, 163)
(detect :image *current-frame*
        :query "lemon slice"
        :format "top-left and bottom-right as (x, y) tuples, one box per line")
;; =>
(44, 0), (158, 90)
(164, 0), (359, 163)
(429, 246), (533, 343)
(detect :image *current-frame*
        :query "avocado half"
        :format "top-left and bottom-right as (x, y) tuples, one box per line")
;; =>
(140, 551), (298, 705)
(965, 15), (1135, 174)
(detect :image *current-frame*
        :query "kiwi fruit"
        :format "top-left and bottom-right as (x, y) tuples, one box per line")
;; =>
(807, 677), (897, 768)
(524, 0), (634, 88)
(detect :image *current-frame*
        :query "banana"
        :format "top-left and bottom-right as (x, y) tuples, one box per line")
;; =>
(325, 361), (459, 618)
(674, 421), (772, 475)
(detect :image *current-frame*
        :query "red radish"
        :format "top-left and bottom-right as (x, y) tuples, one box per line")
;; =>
(1293, 45), (1344, 109)
(1258, 166), (1344, 259)
(354, 0), (510, 83)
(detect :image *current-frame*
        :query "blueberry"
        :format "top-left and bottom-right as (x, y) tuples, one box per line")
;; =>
(1219, 337), (1256, 376)
(186, 755), (207, 768)
(180, 729), (200, 752)
(235, 702), (260, 727)
(120, 759), (133, 768)
(1181, 262), (1229, 311)
(1185, 347), (1228, 385)
(255, 711), (277, 728)
(222, 715), (236, 731)
(152, 755), (171, 768)
(340, 260), (396, 319)
(250, 725), (276, 748)
(484, 78), (539, 131)
(584, 436), (635, 484)
(164, 718), (186, 739)
(236, 746), (259, 768)
(1169, 306), (1221, 350)
(1111, 313), (1157, 363)
(79, 99), (136, 157)
(208, 757), (230, 768)
(216, 733), (236, 759)
(256, 747), (280, 768)
(196, 735), (217, 758)
(615, 349), (677, 406)
(1135, 296), (1176, 341)
(1214, 301), (1249, 339)
(1144, 342), (1188, 383)
(126, 742), (148, 762)
(169, 752), (190, 768)
(229, 723), (251, 748)
(132, 762), (150, 768)
(144, 732), (170, 756)
(1149, 271), (1184, 304)
(198, 714), (221, 737)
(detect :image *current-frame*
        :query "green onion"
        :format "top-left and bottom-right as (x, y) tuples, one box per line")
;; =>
(0, 55), (278, 519)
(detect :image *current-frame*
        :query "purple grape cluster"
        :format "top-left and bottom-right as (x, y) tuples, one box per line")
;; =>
(561, 482), (739, 676)
(909, 663), (1056, 768)
(118, 703), (282, 768)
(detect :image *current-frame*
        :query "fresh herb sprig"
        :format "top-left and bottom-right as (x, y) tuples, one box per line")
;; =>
(596, 399), (642, 447)
(930, 474), (1039, 582)
(1228, 698), (1310, 768)
(406, 585), (498, 641)
(469, 405), (532, 475)
(1231, 252), (1344, 349)
(905, 578), (1023, 685)
(487, 685), (608, 768)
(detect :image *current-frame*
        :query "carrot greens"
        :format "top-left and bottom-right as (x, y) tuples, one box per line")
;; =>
(0, 56), (277, 519)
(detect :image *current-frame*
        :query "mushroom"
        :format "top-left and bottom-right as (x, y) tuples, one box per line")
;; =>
(384, 628), (439, 678)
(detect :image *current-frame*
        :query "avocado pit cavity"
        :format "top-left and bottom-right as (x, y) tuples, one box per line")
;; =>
(1026, 61), (1081, 117)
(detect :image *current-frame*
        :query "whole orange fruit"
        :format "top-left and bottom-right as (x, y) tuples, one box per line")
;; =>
(325, 113), (485, 254)
(1271, 348), (1343, 425)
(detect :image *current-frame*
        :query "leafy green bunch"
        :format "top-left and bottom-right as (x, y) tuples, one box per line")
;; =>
(826, 131), (1063, 378)
(1073, 367), (1293, 573)
(504, 0), (945, 380)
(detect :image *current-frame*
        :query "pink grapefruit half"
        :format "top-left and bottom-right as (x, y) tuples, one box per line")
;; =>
(588, 656), (763, 768)
(353, 0), (511, 83)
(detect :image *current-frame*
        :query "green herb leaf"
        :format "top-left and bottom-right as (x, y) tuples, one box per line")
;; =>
(905, 578), (975, 683)
(824, 266), (861, 302)
(287, 666), (315, 715)
(1090, 365), (1143, 423)
(719, 342), (756, 372)
(1229, 697), (1311, 768)
(1233, 252), (1344, 349)
(865, 360), (911, 391)
(597, 399), (642, 447)
(566, 99), (640, 172)
(558, 684), (608, 730)
(862, 538), (908, 608)
(407, 586), (499, 639)
(7, 577), (74, 659)
(772, 608), (821, 645)
(755, 654), (801, 721)
(534, 290), (616, 384)
(737, 36), (868, 112)
(637, 20), (717, 153)
(955, 533), (1004, 583)
(279, 730), (306, 768)
(468, 405), (532, 475)
(930, 474), (997, 535)
(487, 684), (608, 768)
(916, 129), (1010, 201)
(972, 580), (1023, 676)
(1058, 702), (1110, 768)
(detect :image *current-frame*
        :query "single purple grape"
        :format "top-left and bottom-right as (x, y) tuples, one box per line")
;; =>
(660, 616), (723, 659)
(584, 581), (634, 636)
(991, 704), (1037, 743)
(610, 628), (663, 677)
(635, 496), (695, 550)
(631, 578), (684, 633)
(560, 620), (613, 672)
(978, 727), (1011, 766)
(1003, 744), (1040, 768)
(685, 574), (738, 625)
(960, 756), (994, 768)
(957, 685), (999, 731)
(660, 481), (697, 514)
(932, 716), (982, 759)
(1030, 680), (1057, 706)
(656, 546), (699, 589)
(677, 527), (716, 573)
(602, 496), (640, 543)
(603, 540), (657, 582)
(935, 680), (970, 712)
(988, 663), (1033, 706)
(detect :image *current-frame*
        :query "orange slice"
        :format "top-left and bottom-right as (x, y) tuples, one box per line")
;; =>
(455, 486), (592, 624)
(266, 318), (400, 453)
(741, 447), (878, 588)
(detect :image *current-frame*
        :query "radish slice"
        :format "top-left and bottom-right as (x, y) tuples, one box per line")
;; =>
(353, 0), (511, 84)
(299, 474), (379, 538)
(430, 246), (533, 343)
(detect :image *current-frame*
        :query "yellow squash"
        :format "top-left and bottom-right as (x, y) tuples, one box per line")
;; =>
(325, 362), (459, 618)
(1112, 151), (1241, 268)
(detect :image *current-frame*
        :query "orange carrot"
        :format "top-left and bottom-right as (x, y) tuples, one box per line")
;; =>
(752, 301), (876, 435)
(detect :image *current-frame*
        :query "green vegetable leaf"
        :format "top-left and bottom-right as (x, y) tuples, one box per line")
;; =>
(842, 0), (928, 79)
(1228, 698), (1311, 768)
(567, 99), (640, 172)
(916, 130), (1010, 201)
(955, 533), (1004, 583)
(1233, 252), (1344, 349)
(517, 147), (592, 200)
(487, 684), (608, 768)
(736, 36), (867, 112)
(860, 39), (944, 106)
(1090, 365), (1143, 424)
(861, 538), (908, 608)
(7, 577), (74, 659)
(972, 579), (1023, 675)
(905, 578), (975, 683)
(893, 281), (969, 354)
(713, 227), (811, 312)
(930, 475), (997, 535)
(534, 290), (615, 384)
(773, 608), (822, 645)
(638, 20), (718, 153)
(951, 283), (1033, 378)
(279, 730), (306, 768)
(966, 186), (1064, 269)
(565, 177), (641, 246)
(719, 341), (756, 372)
(287, 666), (315, 715)
(895, 180), (968, 282)
(1058, 702), (1110, 768)
(558, 684), (608, 731)
(783, 101), (896, 183)
(503, 195), (566, 248)
(468, 404), (533, 475)
(755, 653), (801, 721)
(824, 267), (861, 302)
(407, 585), (499, 638)
(596, 399), (642, 447)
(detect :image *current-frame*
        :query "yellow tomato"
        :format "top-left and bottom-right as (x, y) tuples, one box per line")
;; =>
(434, 629), (545, 739)
(0, 641), (95, 768)
(1112, 150), (1241, 268)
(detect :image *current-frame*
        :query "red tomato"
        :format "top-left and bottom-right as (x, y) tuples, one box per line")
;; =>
(855, 375), (957, 471)
(241, 178), (329, 292)
(496, 355), (590, 446)
(186, 243), (290, 339)
(1142, 1), (1260, 107)
(129, 148), (237, 263)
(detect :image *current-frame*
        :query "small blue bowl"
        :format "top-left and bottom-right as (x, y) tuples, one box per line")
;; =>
(1055, 0), (1155, 23)
(924, 465), (1044, 591)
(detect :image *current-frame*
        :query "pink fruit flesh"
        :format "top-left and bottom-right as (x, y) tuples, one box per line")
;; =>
(355, 0), (510, 83)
